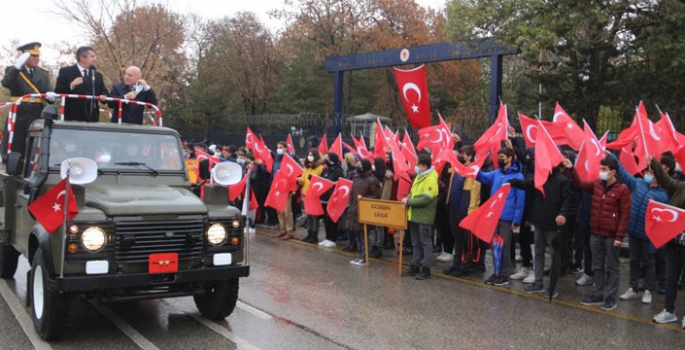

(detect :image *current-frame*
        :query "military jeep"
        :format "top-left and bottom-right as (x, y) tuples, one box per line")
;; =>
(0, 118), (249, 340)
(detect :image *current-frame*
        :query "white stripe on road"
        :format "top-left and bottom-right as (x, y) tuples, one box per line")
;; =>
(88, 300), (161, 350)
(163, 300), (261, 350)
(237, 300), (272, 320)
(0, 279), (53, 350)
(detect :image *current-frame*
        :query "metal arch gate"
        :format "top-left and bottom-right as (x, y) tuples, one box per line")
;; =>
(325, 38), (518, 134)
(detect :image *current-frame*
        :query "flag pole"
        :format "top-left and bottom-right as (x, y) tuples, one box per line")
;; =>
(60, 160), (71, 279)
(242, 164), (251, 266)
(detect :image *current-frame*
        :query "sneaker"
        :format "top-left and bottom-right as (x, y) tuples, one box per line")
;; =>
(576, 273), (594, 286)
(322, 240), (337, 248)
(493, 276), (510, 286)
(620, 288), (639, 300)
(545, 290), (559, 299)
(642, 290), (653, 304)
(523, 272), (536, 284)
(515, 253), (522, 262)
(436, 252), (454, 262)
(354, 260), (367, 266)
(318, 240), (328, 246)
(350, 259), (360, 265)
(653, 309), (678, 324)
(510, 267), (530, 280)
(568, 266), (583, 275)
(580, 295), (604, 306)
(248, 227), (256, 234)
(524, 283), (544, 294)
(601, 297), (617, 311)
(485, 274), (497, 285)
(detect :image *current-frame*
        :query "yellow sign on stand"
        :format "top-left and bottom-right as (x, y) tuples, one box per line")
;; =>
(357, 198), (408, 274)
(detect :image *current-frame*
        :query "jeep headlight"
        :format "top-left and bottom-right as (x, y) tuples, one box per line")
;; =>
(81, 227), (107, 252)
(231, 219), (240, 229)
(207, 223), (227, 246)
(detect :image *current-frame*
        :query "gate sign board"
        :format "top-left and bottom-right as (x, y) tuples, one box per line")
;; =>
(358, 198), (407, 229)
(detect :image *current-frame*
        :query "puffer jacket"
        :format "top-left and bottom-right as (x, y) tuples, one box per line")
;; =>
(613, 154), (669, 251)
(570, 169), (631, 241)
(345, 170), (382, 232)
(476, 165), (526, 225)
(406, 167), (439, 225)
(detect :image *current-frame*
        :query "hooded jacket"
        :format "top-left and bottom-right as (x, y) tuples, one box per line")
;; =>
(476, 165), (526, 225)
(406, 167), (439, 225)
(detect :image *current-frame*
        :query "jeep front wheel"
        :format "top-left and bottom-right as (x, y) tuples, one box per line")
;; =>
(193, 278), (239, 320)
(0, 242), (19, 279)
(30, 248), (71, 340)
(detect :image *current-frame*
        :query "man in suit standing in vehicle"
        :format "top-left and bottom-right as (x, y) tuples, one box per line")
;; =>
(54, 46), (109, 122)
(107, 66), (157, 124)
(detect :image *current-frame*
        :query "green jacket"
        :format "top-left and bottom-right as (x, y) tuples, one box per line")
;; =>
(407, 168), (439, 224)
(651, 158), (683, 208)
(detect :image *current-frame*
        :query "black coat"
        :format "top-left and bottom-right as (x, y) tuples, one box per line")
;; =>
(509, 169), (578, 230)
(54, 65), (109, 122)
(107, 82), (158, 124)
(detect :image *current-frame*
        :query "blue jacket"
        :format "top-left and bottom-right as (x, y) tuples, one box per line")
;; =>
(612, 154), (669, 252)
(476, 166), (526, 225)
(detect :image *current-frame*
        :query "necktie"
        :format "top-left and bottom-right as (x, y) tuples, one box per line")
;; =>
(28, 68), (33, 78)
(83, 69), (88, 77)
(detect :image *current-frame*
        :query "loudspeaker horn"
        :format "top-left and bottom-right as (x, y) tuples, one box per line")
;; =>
(60, 157), (98, 185)
(211, 162), (243, 186)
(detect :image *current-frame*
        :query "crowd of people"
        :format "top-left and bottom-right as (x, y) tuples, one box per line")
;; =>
(182, 132), (685, 327)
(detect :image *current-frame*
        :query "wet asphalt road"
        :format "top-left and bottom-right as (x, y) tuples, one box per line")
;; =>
(1, 225), (684, 350)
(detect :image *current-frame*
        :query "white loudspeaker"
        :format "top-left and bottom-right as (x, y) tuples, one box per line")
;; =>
(211, 162), (243, 186)
(60, 157), (98, 185)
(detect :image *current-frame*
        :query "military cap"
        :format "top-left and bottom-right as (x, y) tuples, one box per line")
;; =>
(17, 42), (41, 55)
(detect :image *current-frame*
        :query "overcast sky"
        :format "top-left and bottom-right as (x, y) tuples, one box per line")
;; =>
(0, 0), (446, 64)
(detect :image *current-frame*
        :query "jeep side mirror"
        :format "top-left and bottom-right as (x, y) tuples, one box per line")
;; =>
(6, 152), (23, 176)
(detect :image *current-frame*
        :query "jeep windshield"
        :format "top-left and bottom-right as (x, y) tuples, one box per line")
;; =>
(49, 128), (184, 172)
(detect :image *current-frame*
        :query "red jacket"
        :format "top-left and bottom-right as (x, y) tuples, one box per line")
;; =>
(570, 170), (632, 241)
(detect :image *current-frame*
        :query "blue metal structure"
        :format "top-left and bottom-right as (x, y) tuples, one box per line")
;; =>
(325, 38), (518, 133)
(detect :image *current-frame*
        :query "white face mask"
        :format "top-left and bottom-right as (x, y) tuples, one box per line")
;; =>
(599, 171), (610, 181)
(307, 156), (315, 162)
(276, 149), (284, 155)
(372, 165), (376, 172)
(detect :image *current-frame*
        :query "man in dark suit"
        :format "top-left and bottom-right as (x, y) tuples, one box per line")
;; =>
(54, 46), (109, 122)
(107, 66), (158, 124)
(1, 42), (54, 159)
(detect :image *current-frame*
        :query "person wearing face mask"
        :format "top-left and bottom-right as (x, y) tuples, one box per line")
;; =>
(475, 147), (526, 286)
(347, 159), (382, 265)
(401, 153), (439, 280)
(319, 153), (345, 248)
(298, 150), (324, 243)
(563, 155), (631, 311)
(600, 151), (668, 306)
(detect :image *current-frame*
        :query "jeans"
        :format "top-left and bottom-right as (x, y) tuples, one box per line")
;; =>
(628, 237), (655, 292)
(534, 227), (560, 284)
(373, 226), (384, 247)
(410, 222), (433, 268)
(520, 224), (534, 268)
(306, 214), (321, 237)
(494, 221), (513, 277)
(664, 244), (685, 313)
(590, 234), (620, 300)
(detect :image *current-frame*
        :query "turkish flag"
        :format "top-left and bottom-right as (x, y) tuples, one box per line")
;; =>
(620, 147), (641, 176)
(607, 113), (639, 150)
(195, 148), (221, 169)
(416, 124), (450, 155)
(443, 149), (486, 179)
(249, 188), (258, 212)
(253, 137), (274, 173)
(396, 173), (413, 201)
(459, 184), (511, 243)
(656, 111), (685, 152)
(575, 120), (605, 181)
(551, 102), (584, 150)
(474, 101), (508, 168)
(28, 179), (79, 234)
(304, 176), (335, 215)
(635, 102), (666, 158)
(329, 133), (343, 160)
(228, 174), (247, 201)
(519, 113), (539, 148)
(673, 146), (685, 173)
(318, 134), (328, 156)
(280, 154), (303, 192)
(352, 135), (373, 160)
(265, 171), (292, 212)
(394, 65), (431, 129)
(373, 120), (388, 159)
(327, 178), (353, 223)
(401, 129), (418, 170)
(245, 127), (257, 150)
(533, 120), (564, 196)
(285, 134), (296, 155)
(645, 200), (685, 249)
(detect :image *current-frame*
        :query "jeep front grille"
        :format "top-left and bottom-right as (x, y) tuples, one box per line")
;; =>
(114, 220), (205, 264)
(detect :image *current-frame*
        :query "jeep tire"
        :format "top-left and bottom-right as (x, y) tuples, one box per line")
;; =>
(193, 278), (239, 320)
(0, 241), (19, 279)
(30, 248), (71, 341)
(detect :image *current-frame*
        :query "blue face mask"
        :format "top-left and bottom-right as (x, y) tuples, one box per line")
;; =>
(644, 174), (654, 184)
(414, 166), (421, 174)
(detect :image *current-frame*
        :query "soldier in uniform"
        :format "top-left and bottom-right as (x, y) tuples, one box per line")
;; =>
(1, 42), (54, 160)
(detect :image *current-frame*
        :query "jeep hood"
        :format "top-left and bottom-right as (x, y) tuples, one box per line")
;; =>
(85, 185), (207, 216)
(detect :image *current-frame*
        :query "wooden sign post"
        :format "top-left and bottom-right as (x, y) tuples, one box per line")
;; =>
(358, 198), (408, 274)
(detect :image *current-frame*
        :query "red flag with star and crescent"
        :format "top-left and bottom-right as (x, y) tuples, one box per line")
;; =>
(393, 65), (431, 129)
(533, 119), (564, 196)
(28, 179), (79, 234)
(574, 120), (605, 181)
(245, 127), (257, 150)
(228, 174), (247, 201)
(459, 184), (511, 243)
(551, 102), (584, 150)
(285, 134), (296, 155)
(474, 100), (509, 168)
(265, 171), (293, 212)
(645, 200), (685, 249)
(253, 137), (274, 173)
(304, 176), (335, 216)
(280, 153), (303, 192)
(326, 178), (353, 223)
(318, 134), (328, 156)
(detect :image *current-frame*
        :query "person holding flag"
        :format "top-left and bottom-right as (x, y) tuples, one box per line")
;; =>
(401, 153), (440, 280)
(563, 156), (631, 311)
(649, 156), (685, 325)
(299, 150), (324, 243)
(474, 147), (526, 287)
(319, 152), (345, 248)
(347, 159), (382, 265)
(602, 152), (668, 305)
